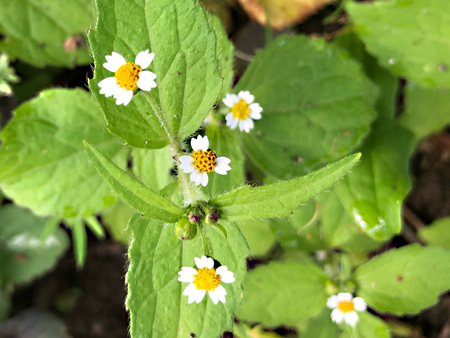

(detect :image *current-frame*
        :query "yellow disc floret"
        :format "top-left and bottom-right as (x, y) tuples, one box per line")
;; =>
(337, 301), (354, 313)
(114, 62), (142, 90)
(192, 149), (217, 173)
(193, 267), (221, 291)
(231, 100), (250, 120)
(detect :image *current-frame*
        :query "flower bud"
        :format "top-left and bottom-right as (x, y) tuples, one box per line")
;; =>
(205, 207), (219, 224)
(175, 217), (197, 240)
(187, 207), (202, 224)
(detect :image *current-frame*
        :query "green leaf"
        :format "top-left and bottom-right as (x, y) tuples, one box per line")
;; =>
(102, 200), (134, 245)
(399, 82), (450, 139)
(346, 0), (450, 88)
(238, 219), (276, 257)
(0, 205), (69, 286)
(335, 120), (415, 240)
(236, 261), (328, 327)
(210, 153), (361, 221)
(69, 218), (87, 268)
(0, 88), (125, 218)
(0, 0), (93, 68)
(235, 35), (376, 178)
(418, 217), (450, 250)
(88, 0), (222, 148)
(355, 244), (450, 315)
(84, 142), (183, 223)
(301, 308), (338, 338)
(126, 215), (249, 338)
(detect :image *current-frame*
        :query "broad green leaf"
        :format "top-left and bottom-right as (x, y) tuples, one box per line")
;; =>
(0, 89), (125, 218)
(335, 120), (415, 240)
(235, 35), (376, 178)
(355, 244), (450, 315)
(301, 308), (338, 338)
(340, 312), (391, 338)
(236, 261), (328, 327)
(346, 0), (450, 88)
(84, 142), (183, 223)
(0, 205), (69, 286)
(0, 0), (93, 68)
(206, 121), (245, 195)
(210, 153), (361, 221)
(238, 219), (276, 257)
(418, 217), (450, 250)
(102, 201), (134, 245)
(399, 82), (450, 139)
(126, 215), (249, 338)
(132, 146), (174, 191)
(88, 0), (222, 148)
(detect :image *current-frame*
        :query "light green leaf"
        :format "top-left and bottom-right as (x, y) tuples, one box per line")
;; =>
(399, 82), (450, 139)
(210, 153), (361, 221)
(0, 0), (93, 68)
(335, 120), (415, 240)
(0, 89), (125, 218)
(126, 215), (249, 338)
(342, 312), (391, 338)
(236, 261), (328, 327)
(301, 308), (338, 338)
(88, 0), (222, 148)
(235, 35), (376, 178)
(238, 219), (276, 257)
(0, 205), (69, 286)
(102, 200), (134, 245)
(418, 217), (450, 250)
(355, 244), (450, 315)
(346, 0), (450, 88)
(84, 142), (183, 223)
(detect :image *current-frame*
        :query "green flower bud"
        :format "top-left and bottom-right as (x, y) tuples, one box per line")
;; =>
(205, 207), (219, 224)
(175, 217), (197, 240)
(187, 207), (203, 224)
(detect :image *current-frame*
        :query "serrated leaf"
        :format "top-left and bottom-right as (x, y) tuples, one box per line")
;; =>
(88, 0), (222, 148)
(84, 142), (183, 223)
(0, 205), (69, 286)
(0, 0), (93, 68)
(335, 120), (415, 240)
(236, 261), (328, 327)
(210, 153), (360, 221)
(418, 217), (450, 250)
(399, 82), (450, 139)
(235, 35), (376, 178)
(126, 215), (249, 338)
(355, 244), (450, 315)
(0, 89), (125, 218)
(346, 0), (450, 88)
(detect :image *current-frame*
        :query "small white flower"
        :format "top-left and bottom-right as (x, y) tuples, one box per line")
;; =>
(98, 50), (157, 106)
(326, 292), (367, 326)
(178, 256), (235, 304)
(222, 90), (262, 133)
(179, 135), (231, 187)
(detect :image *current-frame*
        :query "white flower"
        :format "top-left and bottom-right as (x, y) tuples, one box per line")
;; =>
(179, 135), (231, 187)
(326, 292), (367, 326)
(98, 50), (157, 106)
(178, 256), (235, 304)
(223, 90), (262, 133)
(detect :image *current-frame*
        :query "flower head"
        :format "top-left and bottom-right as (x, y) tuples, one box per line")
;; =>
(179, 135), (231, 187)
(326, 292), (367, 326)
(178, 256), (235, 304)
(223, 90), (262, 132)
(98, 50), (157, 106)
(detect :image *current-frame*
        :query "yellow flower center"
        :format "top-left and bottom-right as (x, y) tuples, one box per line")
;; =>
(231, 100), (250, 120)
(337, 300), (354, 313)
(192, 149), (217, 173)
(114, 62), (142, 90)
(193, 267), (221, 291)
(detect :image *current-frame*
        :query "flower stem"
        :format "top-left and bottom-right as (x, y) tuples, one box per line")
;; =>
(198, 223), (213, 257)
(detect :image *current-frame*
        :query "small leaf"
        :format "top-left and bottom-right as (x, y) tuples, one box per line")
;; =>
(84, 142), (184, 223)
(355, 244), (450, 315)
(418, 217), (450, 250)
(210, 153), (361, 221)
(236, 261), (329, 327)
(69, 218), (87, 268)
(346, 0), (450, 88)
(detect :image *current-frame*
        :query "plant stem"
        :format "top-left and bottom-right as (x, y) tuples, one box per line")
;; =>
(198, 223), (213, 257)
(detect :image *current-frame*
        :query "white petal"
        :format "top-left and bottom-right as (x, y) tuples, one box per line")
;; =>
(326, 295), (338, 309)
(135, 50), (155, 69)
(239, 119), (254, 133)
(190, 170), (201, 185)
(183, 283), (197, 304)
(199, 171), (208, 187)
(216, 266), (235, 283)
(353, 297), (367, 311)
(249, 103), (262, 120)
(103, 52), (126, 72)
(137, 71), (157, 91)
(344, 311), (359, 326)
(331, 308), (344, 324)
(222, 94), (239, 108)
(209, 285), (227, 304)
(337, 292), (353, 302)
(214, 162), (231, 175)
(178, 267), (197, 283)
(194, 256), (214, 269)
(216, 157), (231, 165)
(115, 89), (133, 106)
(98, 77), (120, 97)
(194, 289), (206, 303)
(179, 156), (195, 173)
(191, 135), (209, 152)
(226, 115), (239, 129)
(238, 90), (254, 104)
